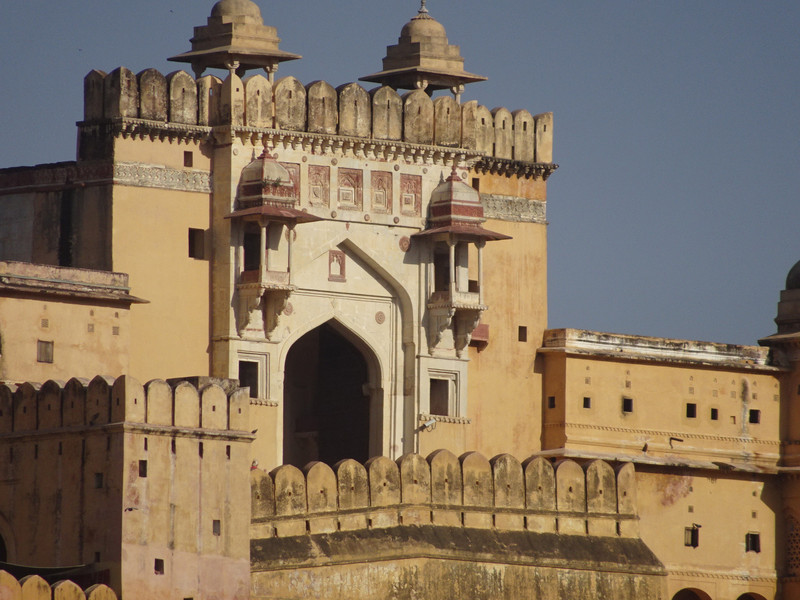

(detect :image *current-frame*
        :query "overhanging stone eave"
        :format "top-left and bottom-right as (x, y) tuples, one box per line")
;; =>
(534, 448), (781, 475)
(537, 345), (785, 373)
(168, 45), (302, 67)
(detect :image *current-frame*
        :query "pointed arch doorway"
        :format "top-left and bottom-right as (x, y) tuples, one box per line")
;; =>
(283, 321), (379, 468)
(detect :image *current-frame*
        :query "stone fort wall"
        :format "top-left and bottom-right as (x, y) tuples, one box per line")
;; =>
(251, 451), (639, 539)
(83, 68), (554, 164)
(0, 572), (117, 600)
(0, 376), (252, 596)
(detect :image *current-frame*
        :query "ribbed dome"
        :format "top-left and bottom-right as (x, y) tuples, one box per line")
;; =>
(210, 0), (262, 23)
(786, 260), (800, 290)
(400, 13), (447, 42)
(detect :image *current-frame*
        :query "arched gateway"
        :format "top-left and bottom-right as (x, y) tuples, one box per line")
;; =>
(283, 321), (379, 467)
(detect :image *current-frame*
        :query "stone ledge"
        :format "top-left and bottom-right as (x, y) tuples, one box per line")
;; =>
(251, 525), (664, 574)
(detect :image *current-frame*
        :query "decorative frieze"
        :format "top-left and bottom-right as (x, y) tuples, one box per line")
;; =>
(113, 162), (211, 193)
(482, 194), (546, 224)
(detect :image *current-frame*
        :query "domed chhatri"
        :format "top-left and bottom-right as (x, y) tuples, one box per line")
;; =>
(360, 1), (486, 100)
(787, 260), (800, 290)
(169, 0), (300, 79)
(413, 168), (510, 242)
(210, 0), (262, 22)
(227, 150), (320, 225)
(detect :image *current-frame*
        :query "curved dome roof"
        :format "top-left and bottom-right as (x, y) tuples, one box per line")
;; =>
(400, 12), (447, 42)
(210, 0), (263, 22)
(786, 260), (800, 290)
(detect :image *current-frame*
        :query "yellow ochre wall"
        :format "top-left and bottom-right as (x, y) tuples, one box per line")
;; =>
(110, 138), (212, 381)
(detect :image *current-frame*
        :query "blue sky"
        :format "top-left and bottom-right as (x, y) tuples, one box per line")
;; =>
(1, 1), (798, 345)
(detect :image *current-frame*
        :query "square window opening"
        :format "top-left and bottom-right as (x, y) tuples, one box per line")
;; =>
(37, 340), (54, 363)
(429, 379), (450, 416)
(212, 519), (221, 536)
(183, 151), (194, 168)
(710, 408), (719, 420)
(686, 403), (697, 418)
(94, 473), (104, 489)
(749, 409), (761, 424)
(622, 398), (634, 413)
(189, 228), (205, 260)
(547, 396), (556, 409)
(239, 361), (259, 399)
(154, 558), (164, 575)
(745, 532), (761, 553)
(684, 526), (699, 548)
(583, 397), (591, 409)
(138, 459), (148, 478)
(518, 326), (528, 342)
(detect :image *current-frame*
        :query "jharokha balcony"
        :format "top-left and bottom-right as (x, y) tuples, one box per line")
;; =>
(239, 269), (293, 289)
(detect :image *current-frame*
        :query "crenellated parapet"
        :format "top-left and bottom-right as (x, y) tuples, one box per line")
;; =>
(82, 68), (555, 168)
(250, 450), (639, 539)
(0, 375), (249, 436)
(0, 572), (116, 600)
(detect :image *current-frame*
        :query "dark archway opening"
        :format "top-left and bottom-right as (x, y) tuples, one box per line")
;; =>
(672, 590), (711, 600)
(283, 322), (371, 468)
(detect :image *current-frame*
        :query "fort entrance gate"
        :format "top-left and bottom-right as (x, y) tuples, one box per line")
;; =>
(283, 321), (372, 467)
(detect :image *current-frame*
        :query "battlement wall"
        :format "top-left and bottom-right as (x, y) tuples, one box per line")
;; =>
(0, 572), (115, 600)
(84, 68), (554, 163)
(0, 375), (249, 435)
(251, 451), (638, 539)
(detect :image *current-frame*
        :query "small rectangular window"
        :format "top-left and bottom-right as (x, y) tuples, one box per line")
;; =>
(226, 445), (231, 460)
(94, 552), (101, 562)
(138, 460), (148, 478)
(710, 408), (719, 420)
(239, 361), (259, 399)
(471, 177), (480, 191)
(184, 151), (194, 168)
(684, 526), (699, 548)
(745, 532), (761, 553)
(686, 403), (697, 418)
(94, 473), (104, 489)
(37, 340), (54, 363)
(189, 228), (205, 260)
(622, 398), (633, 413)
(583, 397), (591, 409)
(749, 409), (761, 424)
(547, 396), (556, 409)
(212, 519), (221, 536)
(430, 379), (450, 416)
(518, 326), (528, 342)
(154, 558), (164, 575)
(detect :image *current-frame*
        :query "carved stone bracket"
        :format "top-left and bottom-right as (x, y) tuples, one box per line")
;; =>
(427, 306), (456, 351)
(454, 308), (483, 358)
(236, 283), (294, 339)
(474, 157), (559, 181)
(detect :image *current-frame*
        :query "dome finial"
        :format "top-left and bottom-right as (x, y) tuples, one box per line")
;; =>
(419, 0), (428, 14)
